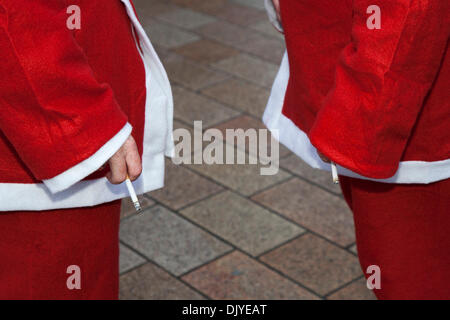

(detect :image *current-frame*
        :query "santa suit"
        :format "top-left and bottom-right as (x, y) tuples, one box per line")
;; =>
(0, 0), (173, 299)
(264, 0), (450, 299)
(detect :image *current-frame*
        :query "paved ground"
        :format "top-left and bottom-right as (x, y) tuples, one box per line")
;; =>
(119, 0), (376, 300)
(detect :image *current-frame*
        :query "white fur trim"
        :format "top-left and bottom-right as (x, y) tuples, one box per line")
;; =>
(43, 123), (132, 194)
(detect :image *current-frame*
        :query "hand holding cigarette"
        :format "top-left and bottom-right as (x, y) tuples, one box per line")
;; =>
(317, 150), (339, 184)
(106, 135), (142, 184)
(106, 135), (143, 211)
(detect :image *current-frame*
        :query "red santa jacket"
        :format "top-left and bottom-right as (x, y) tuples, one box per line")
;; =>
(0, 0), (174, 211)
(263, 0), (449, 183)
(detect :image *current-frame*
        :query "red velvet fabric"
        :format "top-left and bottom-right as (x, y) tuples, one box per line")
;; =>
(280, 0), (449, 179)
(0, 0), (146, 183)
(340, 176), (450, 299)
(0, 200), (121, 300)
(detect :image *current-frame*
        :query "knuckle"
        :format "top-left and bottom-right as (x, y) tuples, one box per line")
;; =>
(110, 172), (126, 184)
(129, 165), (142, 181)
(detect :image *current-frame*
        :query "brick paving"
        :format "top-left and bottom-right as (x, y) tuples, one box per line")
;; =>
(119, 0), (376, 300)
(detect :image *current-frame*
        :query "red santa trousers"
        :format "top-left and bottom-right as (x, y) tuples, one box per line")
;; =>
(339, 176), (450, 299)
(0, 200), (121, 300)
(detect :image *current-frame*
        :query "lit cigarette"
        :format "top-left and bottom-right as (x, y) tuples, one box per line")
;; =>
(125, 175), (142, 212)
(331, 162), (339, 184)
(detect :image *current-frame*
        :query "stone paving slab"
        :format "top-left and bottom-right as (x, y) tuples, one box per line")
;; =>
(188, 144), (291, 196)
(119, 244), (146, 274)
(182, 251), (320, 300)
(172, 85), (240, 127)
(180, 191), (305, 256)
(164, 54), (230, 90)
(231, 0), (266, 10)
(133, 0), (178, 18)
(260, 234), (362, 296)
(209, 2), (267, 27)
(120, 205), (232, 276)
(120, 263), (205, 300)
(174, 39), (240, 65)
(171, 0), (229, 15)
(143, 18), (200, 49)
(233, 35), (285, 64)
(212, 53), (278, 88)
(249, 20), (285, 40)
(149, 161), (224, 210)
(327, 277), (377, 300)
(157, 7), (217, 30)
(201, 79), (270, 118)
(195, 21), (264, 48)
(252, 178), (355, 246)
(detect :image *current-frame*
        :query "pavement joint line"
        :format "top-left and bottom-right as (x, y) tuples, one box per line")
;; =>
(234, 246), (324, 299)
(345, 243), (358, 257)
(119, 240), (213, 300)
(152, 6), (285, 65)
(177, 249), (237, 279)
(119, 240), (153, 269)
(193, 76), (230, 94)
(346, 242), (357, 249)
(118, 233), (150, 274)
(171, 92), (294, 166)
(149, 189), (312, 263)
(166, 50), (277, 92)
(172, 77), (265, 121)
(165, 60), (273, 117)
(180, 160), (292, 201)
(164, 51), (234, 88)
(246, 176), (296, 199)
(247, 193), (356, 250)
(151, 190), (356, 294)
(255, 231), (309, 259)
(187, 23), (285, 64)
(146, 198), (324, 292)
(146, 200), (243, 256)
(174, 189), (228, 213)
(202, 113), (245, 130)
(173, 165), (354, 251)
(255, 165), (345, 199)
(145, 160), (353, 251)
(118, 262), (147, 277)
(323, 274), (368, 299)
(173, 111), (244, 132)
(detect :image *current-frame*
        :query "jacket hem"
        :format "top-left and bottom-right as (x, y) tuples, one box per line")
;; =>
(263, 51), (450, 184)
(0, 152), (165, 211)
(43, 122), (133, 194)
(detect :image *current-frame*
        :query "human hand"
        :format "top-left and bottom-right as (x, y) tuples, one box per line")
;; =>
(272, 0), (281, 22)
(106, 135), (142, 184)
(317, 150), (331, 163)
